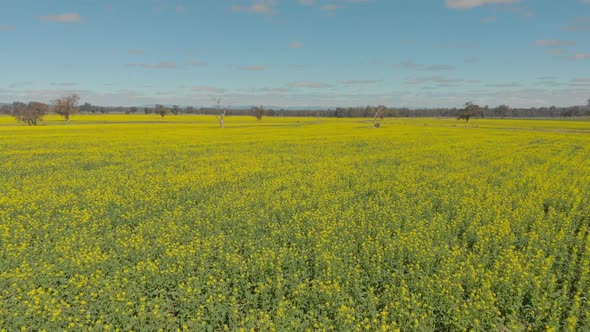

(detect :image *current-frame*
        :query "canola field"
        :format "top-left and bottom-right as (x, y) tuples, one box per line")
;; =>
(1, 115), (589, 331)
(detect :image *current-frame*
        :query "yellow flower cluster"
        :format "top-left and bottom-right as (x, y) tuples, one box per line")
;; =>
(0, 115), (588, 330)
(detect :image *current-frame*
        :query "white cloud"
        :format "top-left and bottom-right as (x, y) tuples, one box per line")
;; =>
(446, 0), (520, 9)
(39, 13), (83, 23)
(231, 0), (277, 16)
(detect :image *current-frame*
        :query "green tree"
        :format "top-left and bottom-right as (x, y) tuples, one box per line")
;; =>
(250, 105), (265, 120)
(155, 104), (170, 118)
(494, 105), (510, 118)
(457, 102), (483, 123)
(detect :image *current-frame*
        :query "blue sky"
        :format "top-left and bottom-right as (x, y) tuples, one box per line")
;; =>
(0, 0), (589, 108)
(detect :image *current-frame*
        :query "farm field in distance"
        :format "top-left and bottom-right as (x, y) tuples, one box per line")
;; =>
(0, 115), (589, 331)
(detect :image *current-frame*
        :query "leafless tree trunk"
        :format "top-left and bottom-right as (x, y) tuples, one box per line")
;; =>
(212, 97), (230, 129)
(374, 105), (385, 127)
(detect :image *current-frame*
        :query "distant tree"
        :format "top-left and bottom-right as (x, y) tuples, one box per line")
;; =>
(129, 107), (138, 114)
(587, 98), (590, 107)
(212, 97), (230, 129)
(494, 105), (510, 118)
(171, 105), (180, 115)
(80, 102), (93, 113)
(54, 94), (80, 122)
(250, 105), (264, 120)
(12, 101), (48, 125)
(373, 105), (386, 127)
(144, 107), (153, 114)
(457, 102), (483, 123)
(154, 104), (170, 118)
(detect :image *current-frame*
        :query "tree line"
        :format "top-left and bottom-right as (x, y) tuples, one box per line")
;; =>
(2, 95), (589, 126)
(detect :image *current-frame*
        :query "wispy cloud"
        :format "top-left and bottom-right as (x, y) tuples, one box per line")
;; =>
(395, 62), (455, 71)
(321, 4), (342, 11)
(39, 13), (83, 23)
(396, 61), (423, 69)
(481, 16), (496, 23)
(439, 42), (478, 49)
(572, 53), (590, 60)
(239, 66), (266, 71)
(341, 80), (383, 85)
(186, 60), (207, 67)
(563, 16), (590, 32)
(289, 42), (304, 49)
(424, 65), (456, 71)
(192, 86), (226, 93)
(127, 61), (177, 69)
(546, 49), (566, 55)
(289, 81), (332, 88)
(128, 49), (145, 55)
(405, 76), (464, 84)
(446, 0), (520, 9)
(486, 82), (521, 88)
(175, 5), (186, 13)
(534, 39), (575, 47)
(231, 0), (277, 16)
(51, 82), (77, 87)
(0, 25), (15, 31)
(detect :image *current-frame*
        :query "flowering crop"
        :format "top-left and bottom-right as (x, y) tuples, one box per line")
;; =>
(0, 115), (589, 331)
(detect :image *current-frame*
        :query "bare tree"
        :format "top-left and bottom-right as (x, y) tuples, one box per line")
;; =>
(54, 94), (80, 122)
(212, 97), (230, 128)
(373, 105), (385, 127)
(250, 105), (265, 120)
(12, 102), (48, 125)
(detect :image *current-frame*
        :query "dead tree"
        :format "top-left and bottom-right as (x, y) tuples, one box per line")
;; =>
(373, 105), (385, 128)
(54, 94), (80, 122)
(212, 97), (230, 129)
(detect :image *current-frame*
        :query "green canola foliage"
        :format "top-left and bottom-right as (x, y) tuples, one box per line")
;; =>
(0, 115), (589, 331)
